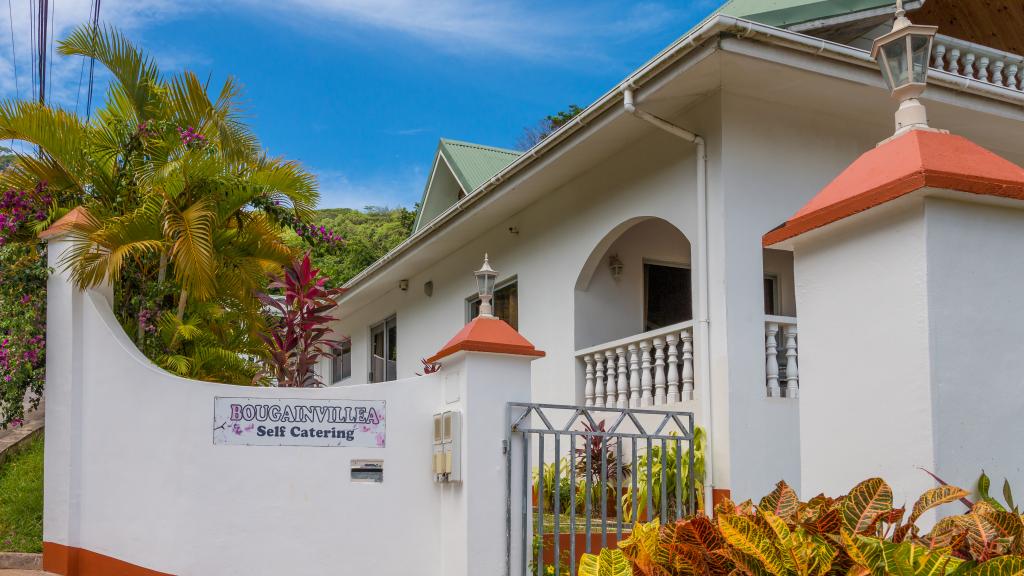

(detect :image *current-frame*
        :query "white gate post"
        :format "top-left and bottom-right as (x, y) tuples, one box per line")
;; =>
(426, 316), (543, 576)
(39, 208), (93, 574)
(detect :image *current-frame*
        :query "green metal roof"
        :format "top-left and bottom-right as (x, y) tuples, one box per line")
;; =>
(719, 0), (896, 28)
(438, 139), (520, 193)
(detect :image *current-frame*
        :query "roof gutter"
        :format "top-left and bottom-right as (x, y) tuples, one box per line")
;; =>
(341, 14), (1024, 299)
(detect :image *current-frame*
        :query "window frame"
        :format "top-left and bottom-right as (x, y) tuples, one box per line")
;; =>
(764, 274), (780, 316)
(642, 259), (692, 331)
(368, 315), (398, 383)
(330, 339), (352, 385)
(466, 276), (518, 329)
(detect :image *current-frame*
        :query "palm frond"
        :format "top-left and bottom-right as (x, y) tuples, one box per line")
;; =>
(58, 24), (162, 122)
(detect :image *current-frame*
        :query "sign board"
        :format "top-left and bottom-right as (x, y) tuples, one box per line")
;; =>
(213, 397), (386, 447)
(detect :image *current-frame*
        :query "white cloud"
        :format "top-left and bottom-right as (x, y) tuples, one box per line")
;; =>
(314, 166), (425, 209)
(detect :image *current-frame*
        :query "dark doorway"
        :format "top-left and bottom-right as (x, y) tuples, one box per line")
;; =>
(644, 263), (692, 331)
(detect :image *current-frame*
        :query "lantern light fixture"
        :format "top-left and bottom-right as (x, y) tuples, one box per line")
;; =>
(608, 254), (624, 281)
(474, 254), (498, 318)
(870, 0), (939, 137)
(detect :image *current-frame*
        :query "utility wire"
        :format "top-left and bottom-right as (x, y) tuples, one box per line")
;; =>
(37, 0), (47, 104)
(47, 0), (53, 105)
(7, 0), (19, 101)
(28, 0), (35, 99)
(85, 0), (99, 120)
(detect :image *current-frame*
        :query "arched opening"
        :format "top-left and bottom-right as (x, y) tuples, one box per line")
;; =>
(574, 217), (692, 351)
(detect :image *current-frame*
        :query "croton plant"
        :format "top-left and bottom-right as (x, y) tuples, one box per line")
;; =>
(580, 472), (1024, 575)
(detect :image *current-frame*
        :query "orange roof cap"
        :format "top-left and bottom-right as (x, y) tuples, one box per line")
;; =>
(764, 130), (1024, 246)
(39, 206), (92, 240)
(427, 316), (545, 364)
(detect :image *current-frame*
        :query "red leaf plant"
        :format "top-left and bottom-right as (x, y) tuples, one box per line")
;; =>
(258, 253), (346, 387)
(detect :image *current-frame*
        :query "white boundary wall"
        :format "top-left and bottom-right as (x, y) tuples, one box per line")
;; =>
(43, 236), (533, 576)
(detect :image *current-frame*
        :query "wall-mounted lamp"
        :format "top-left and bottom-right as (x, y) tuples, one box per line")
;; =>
(474, 254), (498, 318)
(398, 279), (409, 291)
(424, 280), (434, 297)
(609, 254), (624, 281)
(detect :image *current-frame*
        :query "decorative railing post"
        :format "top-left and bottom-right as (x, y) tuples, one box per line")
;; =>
(605, 350), (617, 407)
(640, 341), (653, 406)
(628, 343), (641, 408)
(666, 333), (680, 404)
(680, 328), (694, 401)
(616, 347), (629, 408)
(653, 337), (667, 405)
(594, 353), (606, 408)
(584, 355), (595, 407)
(766, 323), (781, 398)
(783, 326), (799, 399)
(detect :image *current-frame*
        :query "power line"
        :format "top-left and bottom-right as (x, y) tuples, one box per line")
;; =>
(47, 0), (54, 105)
(85, 0), (100, 120)
(7, 0), (19, 101)
(28, 0), (35, 99)
(37, 0), (47, 104)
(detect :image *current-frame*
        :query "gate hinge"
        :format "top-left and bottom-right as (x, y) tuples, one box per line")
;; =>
(502, 439), (508, 454)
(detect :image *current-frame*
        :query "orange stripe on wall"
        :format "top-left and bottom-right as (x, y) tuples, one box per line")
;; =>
(44, 542), (173, 576)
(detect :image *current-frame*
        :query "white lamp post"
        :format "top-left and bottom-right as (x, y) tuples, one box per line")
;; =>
(474, 254), (498, 318)
(871, 0), (938, 135)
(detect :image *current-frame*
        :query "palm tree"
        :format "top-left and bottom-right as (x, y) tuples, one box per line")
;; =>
(0, 24), (319, 383)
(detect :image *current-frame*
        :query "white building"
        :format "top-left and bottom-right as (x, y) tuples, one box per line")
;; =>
(324, 0), (1024, 504)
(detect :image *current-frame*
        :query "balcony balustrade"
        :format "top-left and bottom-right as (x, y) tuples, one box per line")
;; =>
(765, 316), (798, 399)
(932, 34), (1024, 92)
(575, 320), (695, 408)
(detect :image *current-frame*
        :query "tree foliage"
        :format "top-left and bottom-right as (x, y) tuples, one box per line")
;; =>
(0, 24), (319, 387)
(517, 104), (583, 150)
(287, 206), (416, 287)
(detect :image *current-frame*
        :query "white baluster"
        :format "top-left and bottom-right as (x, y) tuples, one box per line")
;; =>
(766, 323), (781, 398)
(616, 347), (629, 408)
(947, 48), (961, 74)
(1003, 65), (1019, 89)
(653, 337), (667, 405)
(594, 352), (606, 408)
(640, 340), (654, 406)
(1017, 66), (1024, 91)
(992, 60), (1005, 86)
(1006, 64), (1019, 90)
(666, 333), (680, 404)
(964, 52), (976, 78)
(584, 355), (595, 407)
(680, 329), (694, 401)
(628, 344), (641, 408)
(784, 325), (799, 399)
(605, 350), (617, 407)
(933, 43), (946, 69)
(978, 56), (990, 82)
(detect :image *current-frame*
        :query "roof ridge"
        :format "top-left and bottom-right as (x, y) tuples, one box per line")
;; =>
(440, 138), (521, 156)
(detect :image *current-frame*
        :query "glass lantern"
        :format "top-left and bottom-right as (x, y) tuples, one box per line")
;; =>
(871, 23), (937, 99)
(474, 254), (498, 318)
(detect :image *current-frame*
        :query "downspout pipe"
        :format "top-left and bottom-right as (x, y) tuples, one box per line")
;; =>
(623, 88), (715, 514)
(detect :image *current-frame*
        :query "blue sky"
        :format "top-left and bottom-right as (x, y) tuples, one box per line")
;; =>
(0, 0), (720, 208)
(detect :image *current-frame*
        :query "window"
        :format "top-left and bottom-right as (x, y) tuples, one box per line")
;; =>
(644, 263), (692, 331)
(764, 276), (779, 316)
(369, 316), (397, 383)
(331, 340), (351, 384)
(468, 280), (518, 330)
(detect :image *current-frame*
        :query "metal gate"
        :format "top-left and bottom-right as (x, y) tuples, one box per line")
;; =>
(505, 402), (697, 576)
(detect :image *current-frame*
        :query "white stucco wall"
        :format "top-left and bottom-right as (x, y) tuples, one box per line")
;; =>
(794, 202), (935, 507)
(924, 198), (1024, 492)
(44, 239), (534, 576)
(715, 91), (887, 499)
